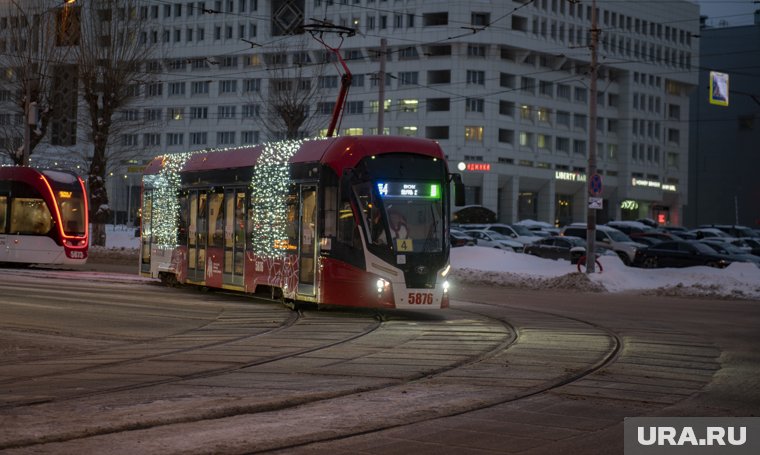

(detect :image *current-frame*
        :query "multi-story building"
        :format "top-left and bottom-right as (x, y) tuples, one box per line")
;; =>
(1, 0), (700, 227)
(686, 12), (760, 228)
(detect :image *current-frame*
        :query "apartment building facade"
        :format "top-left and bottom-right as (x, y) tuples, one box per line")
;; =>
(1, 0), (700, 226)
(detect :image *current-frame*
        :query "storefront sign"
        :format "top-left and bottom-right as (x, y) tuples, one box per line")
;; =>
(458, 162), (491, 172)
(555, 171), (587, 182)
(632, 178), (661, 189)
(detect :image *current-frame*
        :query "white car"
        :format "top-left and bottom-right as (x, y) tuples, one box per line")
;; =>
(463, 229), (525, 253)
(464, 223), (544, 246)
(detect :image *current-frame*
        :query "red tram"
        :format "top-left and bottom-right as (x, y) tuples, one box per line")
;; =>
(139, 136), (462, 309)
(0, 167), (89, 265)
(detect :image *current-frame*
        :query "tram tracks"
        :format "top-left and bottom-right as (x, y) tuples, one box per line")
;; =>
(0, 289), (624, 454)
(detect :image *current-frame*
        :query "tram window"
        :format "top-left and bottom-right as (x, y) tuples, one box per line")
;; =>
(234, 192), (246, 250)
(208, 192), (225, 248)
(224, 192), (235, 249)
(10, 198), (52, 235)
(178, 194), (189, 245)
(322, 186), (337, 238)
(188, 193), (198, 247)
(58, 197), (86, 235)
(0, 196), (6, 233)
(197, 193), (208, 245)
(286, 195), (298, 250)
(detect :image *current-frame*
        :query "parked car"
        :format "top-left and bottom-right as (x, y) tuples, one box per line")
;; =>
(699, 240), (760, 267)
(740, 237), (760, 256)
(659, 226), (696, 239)
(688, 227), (734, 240)
(606, 220), (654, 236)
(450, 230), (476, 247)
(462, 229), (524, 252)
(524, 236), (613, 264)
(698, 224), (758, 239)
(461, 223), (543, 246)
(561, 223), (645, 265)
(633, 240), (732, 269)
(630, 231), (684, 245)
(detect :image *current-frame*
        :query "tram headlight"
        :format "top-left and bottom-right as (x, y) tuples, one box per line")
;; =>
(442, 280), (450, 293)
(376, 278), (390, 294)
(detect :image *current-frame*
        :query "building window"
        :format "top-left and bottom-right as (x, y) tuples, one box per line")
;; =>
(499, 100), (514, 116)
(426, 126), (449, 140)
(167, 133), (184, 146)
(122, 134), (138, 147)
(243, 78), (261, 92)
(466, 70), (485, 85)
(190, 106), (208, 119)
(168, 107), (184, 120)
(217, 131), (235, 145)
(218, 105), (236, 119)
(397, 126), (417, 136)
(144, 133), (160, 146)
(465, 126), (484, 142)
(398, 71), (418, 86)
(169, 82), (186, 96)
(241, 130), (259, 144)
(467, 44), (487, 57)
(498, 128), (514, 144)
(242, 104), (260, 118)
(190, 132), (208, 145)
(345, 101), (364, 114)
(219, 80), (237, 94)
(465, 98), (484, 113)
(191, 81), (210, 94)
(519, 132), (533, 147)
(426, 98), (450, 112)
(399, 99), (418, 112)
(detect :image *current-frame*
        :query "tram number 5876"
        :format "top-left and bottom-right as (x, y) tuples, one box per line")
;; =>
(408, 292), (433, 305)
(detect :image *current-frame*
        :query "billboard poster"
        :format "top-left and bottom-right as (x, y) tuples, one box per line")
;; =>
(709, 71), (729, 106)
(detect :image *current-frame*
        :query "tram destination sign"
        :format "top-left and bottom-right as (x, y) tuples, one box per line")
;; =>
(377, 182), (441, 199)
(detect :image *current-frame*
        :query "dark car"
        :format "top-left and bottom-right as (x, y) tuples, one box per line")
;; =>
(524, 236), (610, 264)
(633, 240), (732, 269)
(630, 231), (683, 245)
(700, 240), (760, 267)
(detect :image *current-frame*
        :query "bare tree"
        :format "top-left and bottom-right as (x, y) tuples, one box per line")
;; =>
(76, 0), (154, 245)
(0, 0), (74, 165)
(258, 38), (328, 140)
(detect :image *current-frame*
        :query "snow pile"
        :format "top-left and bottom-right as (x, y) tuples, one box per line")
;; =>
(451, 246), (760, 300)
(99, 225), (760, 300)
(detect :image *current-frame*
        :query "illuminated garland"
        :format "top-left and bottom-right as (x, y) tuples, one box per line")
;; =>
(151, 151), (199, 248)
(250, 139), (306, 258)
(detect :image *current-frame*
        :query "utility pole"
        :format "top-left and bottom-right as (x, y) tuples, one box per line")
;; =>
(378, 38), (386, 134)
(585, 0), (599, 273)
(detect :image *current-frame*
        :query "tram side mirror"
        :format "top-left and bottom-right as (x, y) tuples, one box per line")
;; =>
(450, 173), (465, 206)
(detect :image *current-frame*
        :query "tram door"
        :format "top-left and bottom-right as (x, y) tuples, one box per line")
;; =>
(187, 191), (208, 282)
(297, 185), (317, 297)
(223, 189), (246, 287)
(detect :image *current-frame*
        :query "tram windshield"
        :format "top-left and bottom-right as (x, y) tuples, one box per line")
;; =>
(356, 181), (444, 253)
(42, 170), (87, 236)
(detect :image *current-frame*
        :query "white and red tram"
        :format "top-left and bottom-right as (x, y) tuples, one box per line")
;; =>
(139, 136), (463, 309)
(0, 167), (89, 265)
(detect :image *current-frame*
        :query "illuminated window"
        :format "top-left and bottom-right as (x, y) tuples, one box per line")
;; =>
(520, 105), (532, 120)
(519, 132), (533, 147)
(399, 99), (418, 112)
(168, 107), (184, 120)
(343, 128), (364, 136)
(465, 126), (484, 142)
(369, 99), (391, 113)
(537, 107), (551, 123)
(537, 134), (550, 149)
(398, 126), (418, 136)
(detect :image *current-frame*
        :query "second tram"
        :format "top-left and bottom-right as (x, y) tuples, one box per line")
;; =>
(0, 167), (89, 265)
(140, 136), (462, 309)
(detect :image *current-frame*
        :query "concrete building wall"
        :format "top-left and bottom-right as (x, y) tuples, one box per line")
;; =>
(0, 0), (700, 227)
